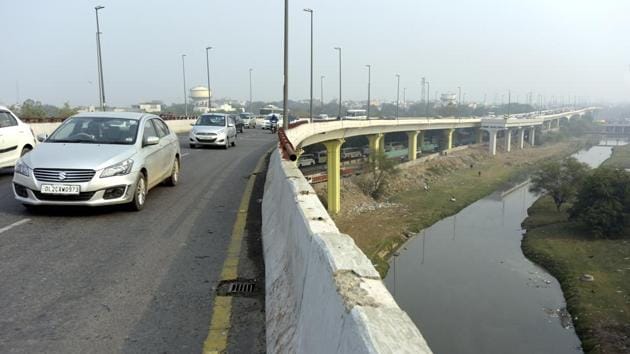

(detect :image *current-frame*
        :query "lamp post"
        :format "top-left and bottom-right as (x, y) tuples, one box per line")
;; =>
(303, 8), (314, 123)
(283, 0), (289, 130)
(205, 46), (212, 112)
(425, 81), (430, 116)
(334, 47), (342, 119)
(365, 65), (371, 119)
(395, 74), (400, 120)
(249, 68), (253, 113)
(320, 75), (325, 109)
(181, 54), (188, 117)
(94, 5), (106, 111)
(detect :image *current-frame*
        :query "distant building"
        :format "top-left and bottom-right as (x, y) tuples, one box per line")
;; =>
(77, 105), (97, 113)
(133, 101), (163, 113)
(440, 93), (457, 106)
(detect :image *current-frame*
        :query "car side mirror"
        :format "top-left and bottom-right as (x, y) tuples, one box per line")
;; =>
(144, 136), (159, 146)
(37, 134), (48, 142)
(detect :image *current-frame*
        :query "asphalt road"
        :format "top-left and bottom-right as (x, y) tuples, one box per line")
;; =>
(0, 128), (275, 353)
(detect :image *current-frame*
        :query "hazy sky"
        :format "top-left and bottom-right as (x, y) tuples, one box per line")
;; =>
(1, 0), (630, 107)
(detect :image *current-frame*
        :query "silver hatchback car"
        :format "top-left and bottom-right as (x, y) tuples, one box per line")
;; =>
(12, 112), (181, 211)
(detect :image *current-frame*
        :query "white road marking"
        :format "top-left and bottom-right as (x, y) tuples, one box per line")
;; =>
(182, 152), (190, 157)
(0, 219), (31, 234)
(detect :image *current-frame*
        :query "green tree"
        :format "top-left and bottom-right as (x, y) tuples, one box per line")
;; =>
(19, 99), (47, 118)
(356, 151), (398, 199)
(58, 102), (78, 118)
(570, 167), (630, 237)
(529, 157), (590, 211)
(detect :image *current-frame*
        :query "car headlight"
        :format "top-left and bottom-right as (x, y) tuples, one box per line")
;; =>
(100, 159), (134, 178)
(14, 160), (31, 177)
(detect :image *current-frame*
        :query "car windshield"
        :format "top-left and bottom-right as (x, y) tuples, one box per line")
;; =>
(47, 117), (139, 144)
(196, 115), (225, 126)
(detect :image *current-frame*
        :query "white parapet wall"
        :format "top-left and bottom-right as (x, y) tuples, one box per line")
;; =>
(262, 150), (432, 353)
(27, 119), (196, 136)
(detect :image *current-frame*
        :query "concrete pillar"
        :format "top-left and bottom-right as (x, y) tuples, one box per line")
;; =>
(529, 127), (536, 146)
(504, 129), (512, 152)
(406, 131), (419, 161)
(442, 128), (455, 150)
(518, 128), (525, 149)
(378, 134), (385, 155)
(475, 128), (484, 144)
(323, 138), (344, 214)
(366, 133), (383, 163)
(488, 129), (498, 155)
(418, 131), (424, 154)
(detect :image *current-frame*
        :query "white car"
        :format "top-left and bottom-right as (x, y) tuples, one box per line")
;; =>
(297, 154), (316, 167)
(13, 112), (181, 211)
(0, 106), (37, 169)
(189, 113), (237, 149)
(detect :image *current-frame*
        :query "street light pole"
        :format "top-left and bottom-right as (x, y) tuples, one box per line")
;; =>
(94, 5), (106, 111)
(249, 68), (253, 113)
(365, 65), (371, 119)
(425, 81), (430, 116)
(395, 74), (400, 120)
(334, 47), (342, 119)
(205, 46), (212, 112)
(320, 75), (325, 109)
(182, 54), (188, 117)
(304, 8), (313, 123)
(283, 0), (289, 130)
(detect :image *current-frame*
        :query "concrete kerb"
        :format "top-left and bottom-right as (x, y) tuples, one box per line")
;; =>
(262, 149), (432, 353)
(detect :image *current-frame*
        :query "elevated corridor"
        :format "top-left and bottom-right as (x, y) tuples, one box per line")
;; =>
(0, 129), (275, 353)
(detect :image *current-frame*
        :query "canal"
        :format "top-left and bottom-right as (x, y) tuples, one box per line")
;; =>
(384, 143), (618, 354)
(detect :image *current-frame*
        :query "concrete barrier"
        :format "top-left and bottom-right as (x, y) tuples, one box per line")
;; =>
(26, 119), (196, 137)
(262, 151), (432, 353)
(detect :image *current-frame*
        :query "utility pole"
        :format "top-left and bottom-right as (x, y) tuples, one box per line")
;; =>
(320, 75), (325, 109)
(249, 68), (253, 113)
(425, 81), (430, 116)
(181, 54), (187, 117)
(94, 5), (106, 111)
(334, 47), (342, 119)
(395, 74), (400, 120)
(283, 0), (289, 130)
(205, 46), (212, 112)
(421, 77), (426, 104)
(365, 65), (371, 119)
(303, 8), (314, 123)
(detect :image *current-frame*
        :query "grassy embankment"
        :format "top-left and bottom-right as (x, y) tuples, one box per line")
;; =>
(326, 137), (594, 276)
(521, 144), (630, 354)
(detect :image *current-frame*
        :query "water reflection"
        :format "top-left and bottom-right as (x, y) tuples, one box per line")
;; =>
(384, 143), (618, 354)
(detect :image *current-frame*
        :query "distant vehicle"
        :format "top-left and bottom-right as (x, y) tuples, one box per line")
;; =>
(313, 113), (334, 121)
(361, 145), (370, 156)
(344, 109), (367, 120)
(384, 142), (405, 152)
(313, 151), (327, 164)
(189, 113), (237, 149)
(239, 112), (255, 129)
(0, 106), (36, 169)
(13, 112), (180, 211)
(341, 147), (363, 160)
(262, 114), (283, 130)
(230, 114), (244, 133)
(297, 154), (316, 167)
(259, 105), (283, 116)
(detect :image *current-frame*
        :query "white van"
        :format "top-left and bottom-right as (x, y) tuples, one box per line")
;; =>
(0, 106), (37, 169)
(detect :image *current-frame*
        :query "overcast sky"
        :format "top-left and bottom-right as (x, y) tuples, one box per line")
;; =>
(1, 0), (630, 107)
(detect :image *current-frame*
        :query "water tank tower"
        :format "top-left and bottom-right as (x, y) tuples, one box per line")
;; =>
(190, 86), (212, 113)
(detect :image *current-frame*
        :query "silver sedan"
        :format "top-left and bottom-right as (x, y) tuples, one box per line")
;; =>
(12, 112), (181, 211)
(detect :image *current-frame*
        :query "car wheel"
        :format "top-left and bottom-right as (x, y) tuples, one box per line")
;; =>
(20, 146), (32, 156)
(231, 136), (236, 147)
(165, 159), (180, 186)
(224, 138), (230, 150)
(130, 174), (147, 211)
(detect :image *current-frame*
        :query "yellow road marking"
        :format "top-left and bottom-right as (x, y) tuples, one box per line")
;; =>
(202, 152), (268, 354)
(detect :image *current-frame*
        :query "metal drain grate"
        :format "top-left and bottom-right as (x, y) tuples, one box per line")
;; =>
(216, 279), (258, 297)
(228, 281), (255, 294)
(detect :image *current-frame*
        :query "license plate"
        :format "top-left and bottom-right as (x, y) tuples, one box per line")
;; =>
(41, 184), (80, 195)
